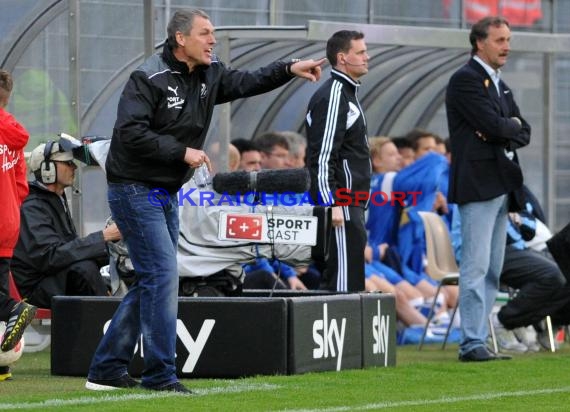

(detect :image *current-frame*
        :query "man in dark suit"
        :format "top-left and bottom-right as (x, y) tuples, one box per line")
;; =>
(446, 16), (531, 362)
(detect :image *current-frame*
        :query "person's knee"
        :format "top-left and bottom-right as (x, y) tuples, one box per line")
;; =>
(534, 269), (566, 289)
(69, 259), (101, 275)
(547, 274), (565, 289)
(68, 260), (108, 295)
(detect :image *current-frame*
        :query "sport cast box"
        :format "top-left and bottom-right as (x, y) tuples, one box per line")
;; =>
(51, 293), (396, 377)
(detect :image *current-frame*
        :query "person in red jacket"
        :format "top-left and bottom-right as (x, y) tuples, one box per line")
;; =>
(0, 69), (37, 381)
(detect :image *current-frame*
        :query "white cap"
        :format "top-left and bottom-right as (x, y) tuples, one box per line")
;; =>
(29, 142), (74, 172)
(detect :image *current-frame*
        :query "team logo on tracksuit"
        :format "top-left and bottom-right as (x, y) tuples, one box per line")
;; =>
(167, 85), (184, 110)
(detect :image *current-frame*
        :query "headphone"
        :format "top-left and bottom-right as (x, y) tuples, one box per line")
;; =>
(40, 140), (57, 184)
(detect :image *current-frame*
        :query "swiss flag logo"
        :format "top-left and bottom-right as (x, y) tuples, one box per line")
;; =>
(225, 214), (262, 240)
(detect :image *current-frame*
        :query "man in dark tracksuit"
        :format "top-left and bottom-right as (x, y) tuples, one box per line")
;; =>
(306, 30), (371, 292)
(86, 9), (325, 393)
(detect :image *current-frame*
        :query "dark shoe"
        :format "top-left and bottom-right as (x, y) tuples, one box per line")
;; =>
(459, 346), (498, 362)
(0, 366), (12, 382)
(85, 374), (140, 391)
(146, 381), (192, 394)
(1, 302), (37, 352)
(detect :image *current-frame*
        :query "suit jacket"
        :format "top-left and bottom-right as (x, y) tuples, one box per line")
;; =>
(446, 57), (531, 205)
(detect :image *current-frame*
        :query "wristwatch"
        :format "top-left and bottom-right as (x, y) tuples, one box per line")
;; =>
(285, 58), (301, 76)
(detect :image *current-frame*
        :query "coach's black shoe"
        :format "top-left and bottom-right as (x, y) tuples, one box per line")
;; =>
(459, 346), (498, 362)
(85, 374), (140, 391)
(1, 302), (37, 352)
(146, 381), (192, 394)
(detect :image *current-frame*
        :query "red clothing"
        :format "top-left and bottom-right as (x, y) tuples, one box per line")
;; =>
(462, 0), (542, 26)
(0, 107), (29, 258)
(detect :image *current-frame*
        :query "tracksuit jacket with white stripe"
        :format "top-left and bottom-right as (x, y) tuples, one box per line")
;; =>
(305, 69), (371, 207)
(106, 42), (294, 193)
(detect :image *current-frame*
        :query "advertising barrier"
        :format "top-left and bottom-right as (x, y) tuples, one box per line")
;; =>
(51, 293), (396, 377)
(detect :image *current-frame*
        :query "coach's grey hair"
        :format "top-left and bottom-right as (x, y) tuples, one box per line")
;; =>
(167, 9), (210, 48)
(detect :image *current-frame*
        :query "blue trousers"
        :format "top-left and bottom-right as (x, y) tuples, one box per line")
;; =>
(458, 195), (507, 355)
(88, 183), (179, 388)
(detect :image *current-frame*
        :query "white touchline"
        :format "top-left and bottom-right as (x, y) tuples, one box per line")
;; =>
(0, 383), (281, 410)
(282, 387), (570, 412)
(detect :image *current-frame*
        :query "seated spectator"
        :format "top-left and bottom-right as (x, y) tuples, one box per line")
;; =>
(434, 134), (447, 157)
(295, 263), (321, 290)
(398, 128), (449, 273)
(231, 138), (262, 172)
(243, 255), (307, 291)
(366, 136), (457, 314)
(364, 245), (459, 344)
(280, 131), (307, 168)
(10, 141), (122, 308)
(228, 143), (240, 172)
(252, 131), (291, 170)
(434, 136), (455, 229)
(391, 136), (414, 167)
